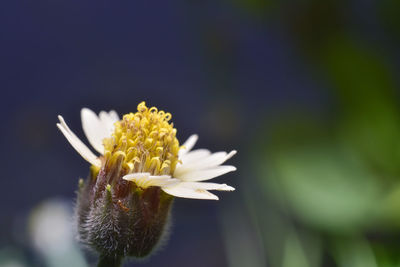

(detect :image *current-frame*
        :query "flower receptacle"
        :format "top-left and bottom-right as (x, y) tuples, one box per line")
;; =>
(76, 164), (174, 261)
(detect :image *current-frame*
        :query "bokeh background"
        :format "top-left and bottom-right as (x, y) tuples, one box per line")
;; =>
(1, 0), (400, 266)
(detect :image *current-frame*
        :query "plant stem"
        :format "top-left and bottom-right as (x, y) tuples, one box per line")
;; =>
(97, 254), (123, 267)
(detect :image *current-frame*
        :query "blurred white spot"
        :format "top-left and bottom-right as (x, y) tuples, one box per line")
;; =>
(30, 200), (71, 254)
(29, 199), (87, 267)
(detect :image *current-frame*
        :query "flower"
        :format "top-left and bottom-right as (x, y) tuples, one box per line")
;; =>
(57, 102), (237, 262)
(57, 101), (236, 200)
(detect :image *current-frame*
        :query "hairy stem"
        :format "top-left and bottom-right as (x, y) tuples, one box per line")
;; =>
(97, 254), (123, 267)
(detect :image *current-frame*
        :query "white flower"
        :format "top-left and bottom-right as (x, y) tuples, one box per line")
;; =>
(57, 106), (236, 200)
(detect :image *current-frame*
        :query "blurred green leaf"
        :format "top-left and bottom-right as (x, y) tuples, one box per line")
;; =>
(282, 229), (310, 267)
(282, 228), (322, 267)
(376, 184), (400, 227)
(322, 37), (400, 177)
(261, 144), (381, 232)
(332, 237), (377, 267)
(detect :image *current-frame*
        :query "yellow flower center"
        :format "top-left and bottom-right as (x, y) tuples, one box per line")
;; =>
(102, 102), (180, 176)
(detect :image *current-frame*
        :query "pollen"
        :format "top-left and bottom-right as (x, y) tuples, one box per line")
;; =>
(103, 102), (180, 176)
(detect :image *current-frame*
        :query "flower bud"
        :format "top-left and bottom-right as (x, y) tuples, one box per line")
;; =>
(76, 162), (173, 260)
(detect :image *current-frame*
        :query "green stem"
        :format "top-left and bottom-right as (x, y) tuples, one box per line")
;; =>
(97, 254), (123, 267)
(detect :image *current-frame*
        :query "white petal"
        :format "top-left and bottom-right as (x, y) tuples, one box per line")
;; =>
(123, 172), (151, 180)
(123, 172), (151, 187)
(175, 150), (237, 176)
(162, 184), (219, 200)
(81, 108), (111, 154)
(108, 110), (120, 123)
(179, 149), (211, 164)
(175, 165), (236, 182)
(123, 173), (179, 188)
(176, 181), (235, 191)
(199, 150), (236, 168)
(179, 134), (198, 156)
(145, 176), (180, 187)
(57, 115), (101, 167)
(99, 110), (119, 134)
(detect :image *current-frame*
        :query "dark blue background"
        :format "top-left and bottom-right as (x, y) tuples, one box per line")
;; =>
(1, 0), (398, 266)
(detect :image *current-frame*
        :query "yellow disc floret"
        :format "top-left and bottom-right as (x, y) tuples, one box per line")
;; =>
(103, 102), (180, 176)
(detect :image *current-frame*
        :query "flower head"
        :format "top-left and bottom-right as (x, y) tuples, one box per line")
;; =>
(57, 102), (236, 261)
(57, 101), (236, 200)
